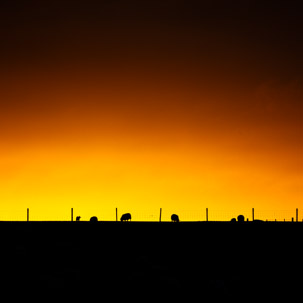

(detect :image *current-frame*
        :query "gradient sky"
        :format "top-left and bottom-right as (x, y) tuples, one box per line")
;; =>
(0, 0), (302, 221)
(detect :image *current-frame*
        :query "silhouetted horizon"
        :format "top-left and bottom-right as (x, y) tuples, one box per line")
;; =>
(0, 218), (302, 300)
(1, 207), (301, 223)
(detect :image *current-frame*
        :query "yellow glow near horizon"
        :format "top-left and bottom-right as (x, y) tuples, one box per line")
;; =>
(0, 71), (302, 222)
(0, 138), (301, 222)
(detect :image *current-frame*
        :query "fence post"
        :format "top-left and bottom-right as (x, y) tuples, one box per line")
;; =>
(116, 208), (118, 222)
(252, 208), (254, 221)
(71, 208), (73, 221)
(159, 208), (162, 222)
(296, 208), (298, 222)
(206, 208), (208, 222)
(27, 208), (29, 222)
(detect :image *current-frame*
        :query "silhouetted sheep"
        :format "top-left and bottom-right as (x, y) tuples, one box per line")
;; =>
(171, 214), (179, 222)
(76, 216), (81, 221)
(90, 216), (98, 222)
(120, 213), (131, 221)
(237, 215), (245, 222)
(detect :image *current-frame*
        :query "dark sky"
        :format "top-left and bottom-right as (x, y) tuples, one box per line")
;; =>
(1, 0), (302, 80)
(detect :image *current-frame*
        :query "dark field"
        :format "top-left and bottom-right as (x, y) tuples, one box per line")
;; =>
(0, 221), (302, 300)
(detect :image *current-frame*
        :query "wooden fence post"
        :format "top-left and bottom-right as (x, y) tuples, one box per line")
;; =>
(206, 208), (208, 222)
(71, 208), (73, 221)
(159, 208), (162, 222)
(27, 208), (29, 222)
(296, 208), (298, 222)
(252, 208), (254, 221)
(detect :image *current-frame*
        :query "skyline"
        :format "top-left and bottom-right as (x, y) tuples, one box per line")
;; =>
(1, 206), (301, 222)
(0, 1), (302, 221)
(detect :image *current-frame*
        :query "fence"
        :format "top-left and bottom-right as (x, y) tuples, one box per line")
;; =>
(0, 208), (72, 221)
(0, 208), (301, 222)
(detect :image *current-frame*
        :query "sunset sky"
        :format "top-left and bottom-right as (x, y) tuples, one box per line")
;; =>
(0, 0), (302, 221)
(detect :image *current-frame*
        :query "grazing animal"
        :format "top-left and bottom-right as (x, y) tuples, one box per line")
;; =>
(76, 216), (81, 221)
(171, 214), (179, 222)
(237, 215), (245, 222)
(120, 213), (131, 221)
(90, 216), (98, 222)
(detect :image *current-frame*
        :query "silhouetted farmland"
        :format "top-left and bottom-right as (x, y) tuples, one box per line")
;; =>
(0, 221), (301, 300)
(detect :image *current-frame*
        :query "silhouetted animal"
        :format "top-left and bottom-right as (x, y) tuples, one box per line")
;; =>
(120, 213), (131, 221)
(76, 216), (81, 221)
(171, 214), (179, 222)
(237, 215), (245, 222)
(90, 216), (98, 222)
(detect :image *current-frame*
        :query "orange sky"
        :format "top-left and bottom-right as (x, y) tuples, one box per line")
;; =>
(0, 1), (302, 221)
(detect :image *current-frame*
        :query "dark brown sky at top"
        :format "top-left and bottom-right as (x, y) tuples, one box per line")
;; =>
(0, 0), (302, 151)
(1, 0), (302, 77)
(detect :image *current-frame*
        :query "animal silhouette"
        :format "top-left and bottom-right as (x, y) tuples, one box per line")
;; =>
(76, 216), (81, 221)
(237, 215), (245, 222)
(171, 214), (179, 222)
(121, 213), (131, 221)
(90, 216), (98, 222)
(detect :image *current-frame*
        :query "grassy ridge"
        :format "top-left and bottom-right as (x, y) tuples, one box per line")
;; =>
(0, 221), (302, 300)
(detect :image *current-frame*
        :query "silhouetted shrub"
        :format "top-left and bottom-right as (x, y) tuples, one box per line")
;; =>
(231, 218), (236, 222)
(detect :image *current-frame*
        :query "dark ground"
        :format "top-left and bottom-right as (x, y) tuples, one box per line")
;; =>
(0, 221), (302, 301)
